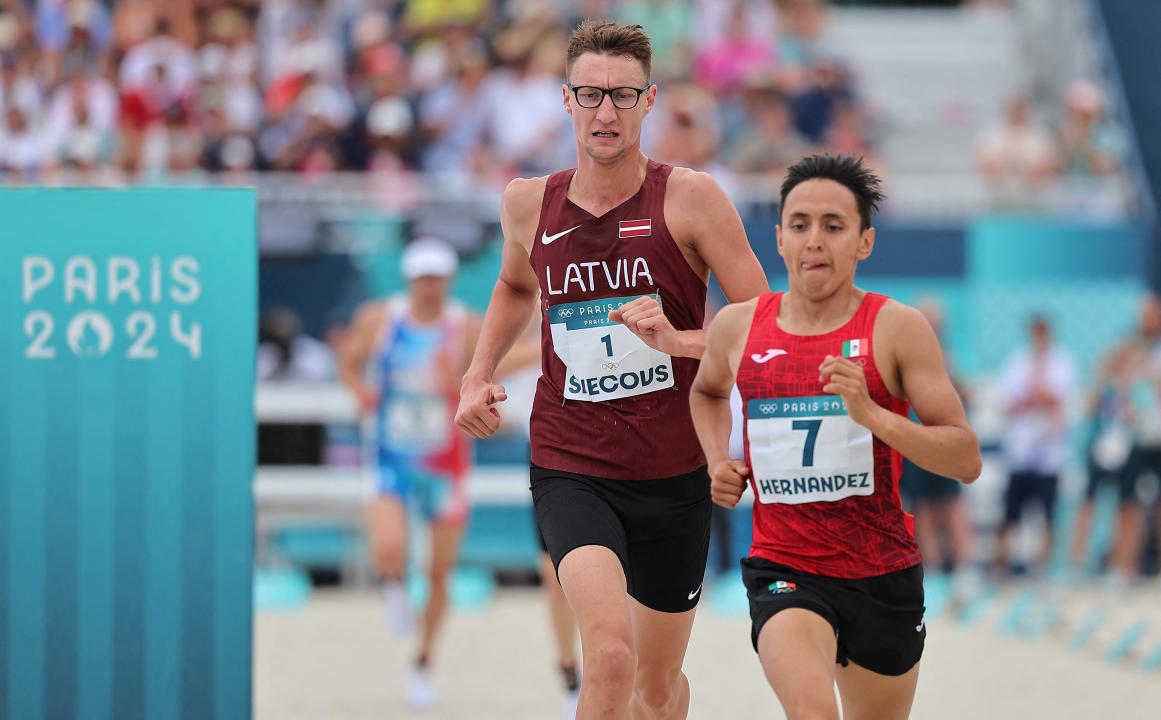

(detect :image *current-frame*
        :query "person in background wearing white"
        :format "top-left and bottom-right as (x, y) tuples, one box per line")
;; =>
(992, 315), (1076, 580)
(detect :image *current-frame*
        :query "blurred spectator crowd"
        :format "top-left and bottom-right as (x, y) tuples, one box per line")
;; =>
(976, 80), (1127, 215)
(0, 0), (882, 191)
(903, 292), (1161, 593)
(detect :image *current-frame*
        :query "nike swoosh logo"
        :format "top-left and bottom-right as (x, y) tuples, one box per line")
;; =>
(688, 586), (702, 600)
(916, 620), (925, 633)
(541, 225), (582, 245)
(751, 348), (788, 364)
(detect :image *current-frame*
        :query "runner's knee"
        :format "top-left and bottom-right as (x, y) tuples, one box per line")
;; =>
(784, 704), (840, 720)
(426, 564), (453, 591)
(583, 631), (636, 691)
(371, 541), (405, 574)
(633, 667), (683, 715)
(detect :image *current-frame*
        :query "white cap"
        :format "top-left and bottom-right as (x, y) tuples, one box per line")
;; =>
(366, 96), (413, 137)
(401, 238), (458, 279)
(1065, 79), (1103, 114)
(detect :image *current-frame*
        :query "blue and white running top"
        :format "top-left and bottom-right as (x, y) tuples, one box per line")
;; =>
(372, 295), (470, 520)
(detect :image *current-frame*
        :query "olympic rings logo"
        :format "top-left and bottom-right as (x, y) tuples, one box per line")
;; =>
(758, 403), (779, 414)
(601, 362), (620, 370)
(556, 307), (574, 318)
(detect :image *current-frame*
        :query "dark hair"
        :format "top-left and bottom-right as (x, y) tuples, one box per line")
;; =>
(1029, 314), (1051, 332)
(566, 20), (652, 83)
(780, 154), (884, 231)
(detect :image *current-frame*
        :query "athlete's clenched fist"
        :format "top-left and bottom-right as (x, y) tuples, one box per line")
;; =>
(819, 355), (881, 429)
(455, 375), (508, 438)
(709, 458), (751, 509)
(609, 296), (679, 355)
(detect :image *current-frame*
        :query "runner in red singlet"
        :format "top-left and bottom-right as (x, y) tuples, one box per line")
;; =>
(455, 20), (768, 720)
(691, 154), (981, 720)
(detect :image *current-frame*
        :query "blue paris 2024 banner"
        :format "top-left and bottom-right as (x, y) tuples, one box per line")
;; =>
(0, 188), (256, 720)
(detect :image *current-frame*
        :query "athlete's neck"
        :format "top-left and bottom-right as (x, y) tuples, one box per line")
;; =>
(779, 285), (867, 336)
(409, 296), (444, 324)
(569, 151), (649, 217)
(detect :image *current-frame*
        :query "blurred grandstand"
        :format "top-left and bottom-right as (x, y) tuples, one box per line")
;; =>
(0, 0), (1140, 216)
(6, 0), (1161, 668)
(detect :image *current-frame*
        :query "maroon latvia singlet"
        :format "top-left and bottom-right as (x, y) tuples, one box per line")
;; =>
(528, 160), (706, 480)
(737, 291), (920, 578)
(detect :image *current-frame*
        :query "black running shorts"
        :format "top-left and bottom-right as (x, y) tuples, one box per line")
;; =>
(530, 463), (711, 613)
(741, 556), (926, 676)
(1003, 470), (1058, 526)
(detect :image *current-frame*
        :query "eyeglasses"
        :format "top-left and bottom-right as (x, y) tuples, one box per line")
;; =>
(568, 84), (654, 110)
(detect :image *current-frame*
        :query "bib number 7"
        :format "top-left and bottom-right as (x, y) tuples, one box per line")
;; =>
(746, 396), (875, 505)
(791, 418), (822, 466)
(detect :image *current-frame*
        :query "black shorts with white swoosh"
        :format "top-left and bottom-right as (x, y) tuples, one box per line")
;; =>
(531, 463), (711, 613)
(741, 557), (926, 676)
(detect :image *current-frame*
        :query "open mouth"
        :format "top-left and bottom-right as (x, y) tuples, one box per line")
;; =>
(592, 131), (619, 138)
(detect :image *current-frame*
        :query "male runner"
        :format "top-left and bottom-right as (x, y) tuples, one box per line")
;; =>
(690, 154), (981, 720)
(455, 20), (768, 720)
(339, 238), (479, 709)
(493, 316), (583, 719)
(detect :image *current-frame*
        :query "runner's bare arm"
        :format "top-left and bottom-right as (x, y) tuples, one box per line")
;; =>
(493, 300), (541, 378)
(691, 300), (757, 507)
(455, 177), (545, 438)
(611, 169), (768, 359)
(669, 168), (769, 304)
(443, 311), (486, 396)
(821, 303), (980, 483)
(461, 312), (483, 370)
(337, 302), (385, 415)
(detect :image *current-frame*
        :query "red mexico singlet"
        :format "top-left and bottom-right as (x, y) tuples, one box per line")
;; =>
(737, 291), (920, 578)
(529, 161), (706, 480)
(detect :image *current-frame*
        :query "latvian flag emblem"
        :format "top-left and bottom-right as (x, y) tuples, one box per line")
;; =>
(619, 218), (652, 238)
(842, 338), (866, 357)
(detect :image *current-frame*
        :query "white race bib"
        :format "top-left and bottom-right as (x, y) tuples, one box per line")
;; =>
(382, 393), (450, 451)
(747, 395), (874, 505)
(1092, 423), (1133, 471)
(548, 294), (674, 402)
(1132, 376), (1161, 447)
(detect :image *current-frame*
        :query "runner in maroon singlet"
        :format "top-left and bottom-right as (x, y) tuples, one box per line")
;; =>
(691, 154), (980, 720)
(455, 20), (768, 720)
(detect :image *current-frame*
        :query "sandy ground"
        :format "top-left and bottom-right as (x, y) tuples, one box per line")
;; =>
(254, 581), (1161, 720)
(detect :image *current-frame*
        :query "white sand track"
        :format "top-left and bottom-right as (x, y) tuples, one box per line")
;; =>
(256, 585), (1161, 720)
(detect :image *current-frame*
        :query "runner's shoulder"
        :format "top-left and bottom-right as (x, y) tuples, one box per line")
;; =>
(664, 166), (726, 207)
(719, 296), (761, 322)
(708, 297), (761, 339)
(664, 166), (735, 236)
(875, 298), (936, 350)
(352, 298), (391, 327)
(501, 175), (550, 226)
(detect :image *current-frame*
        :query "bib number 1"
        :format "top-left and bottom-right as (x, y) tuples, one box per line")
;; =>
(548, 294), (674, 402)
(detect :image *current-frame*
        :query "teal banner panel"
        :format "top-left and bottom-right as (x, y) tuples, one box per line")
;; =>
(968, 215), (1145, 281)
(967, 280), (1144, 377)
(0, 189), (256, 720)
